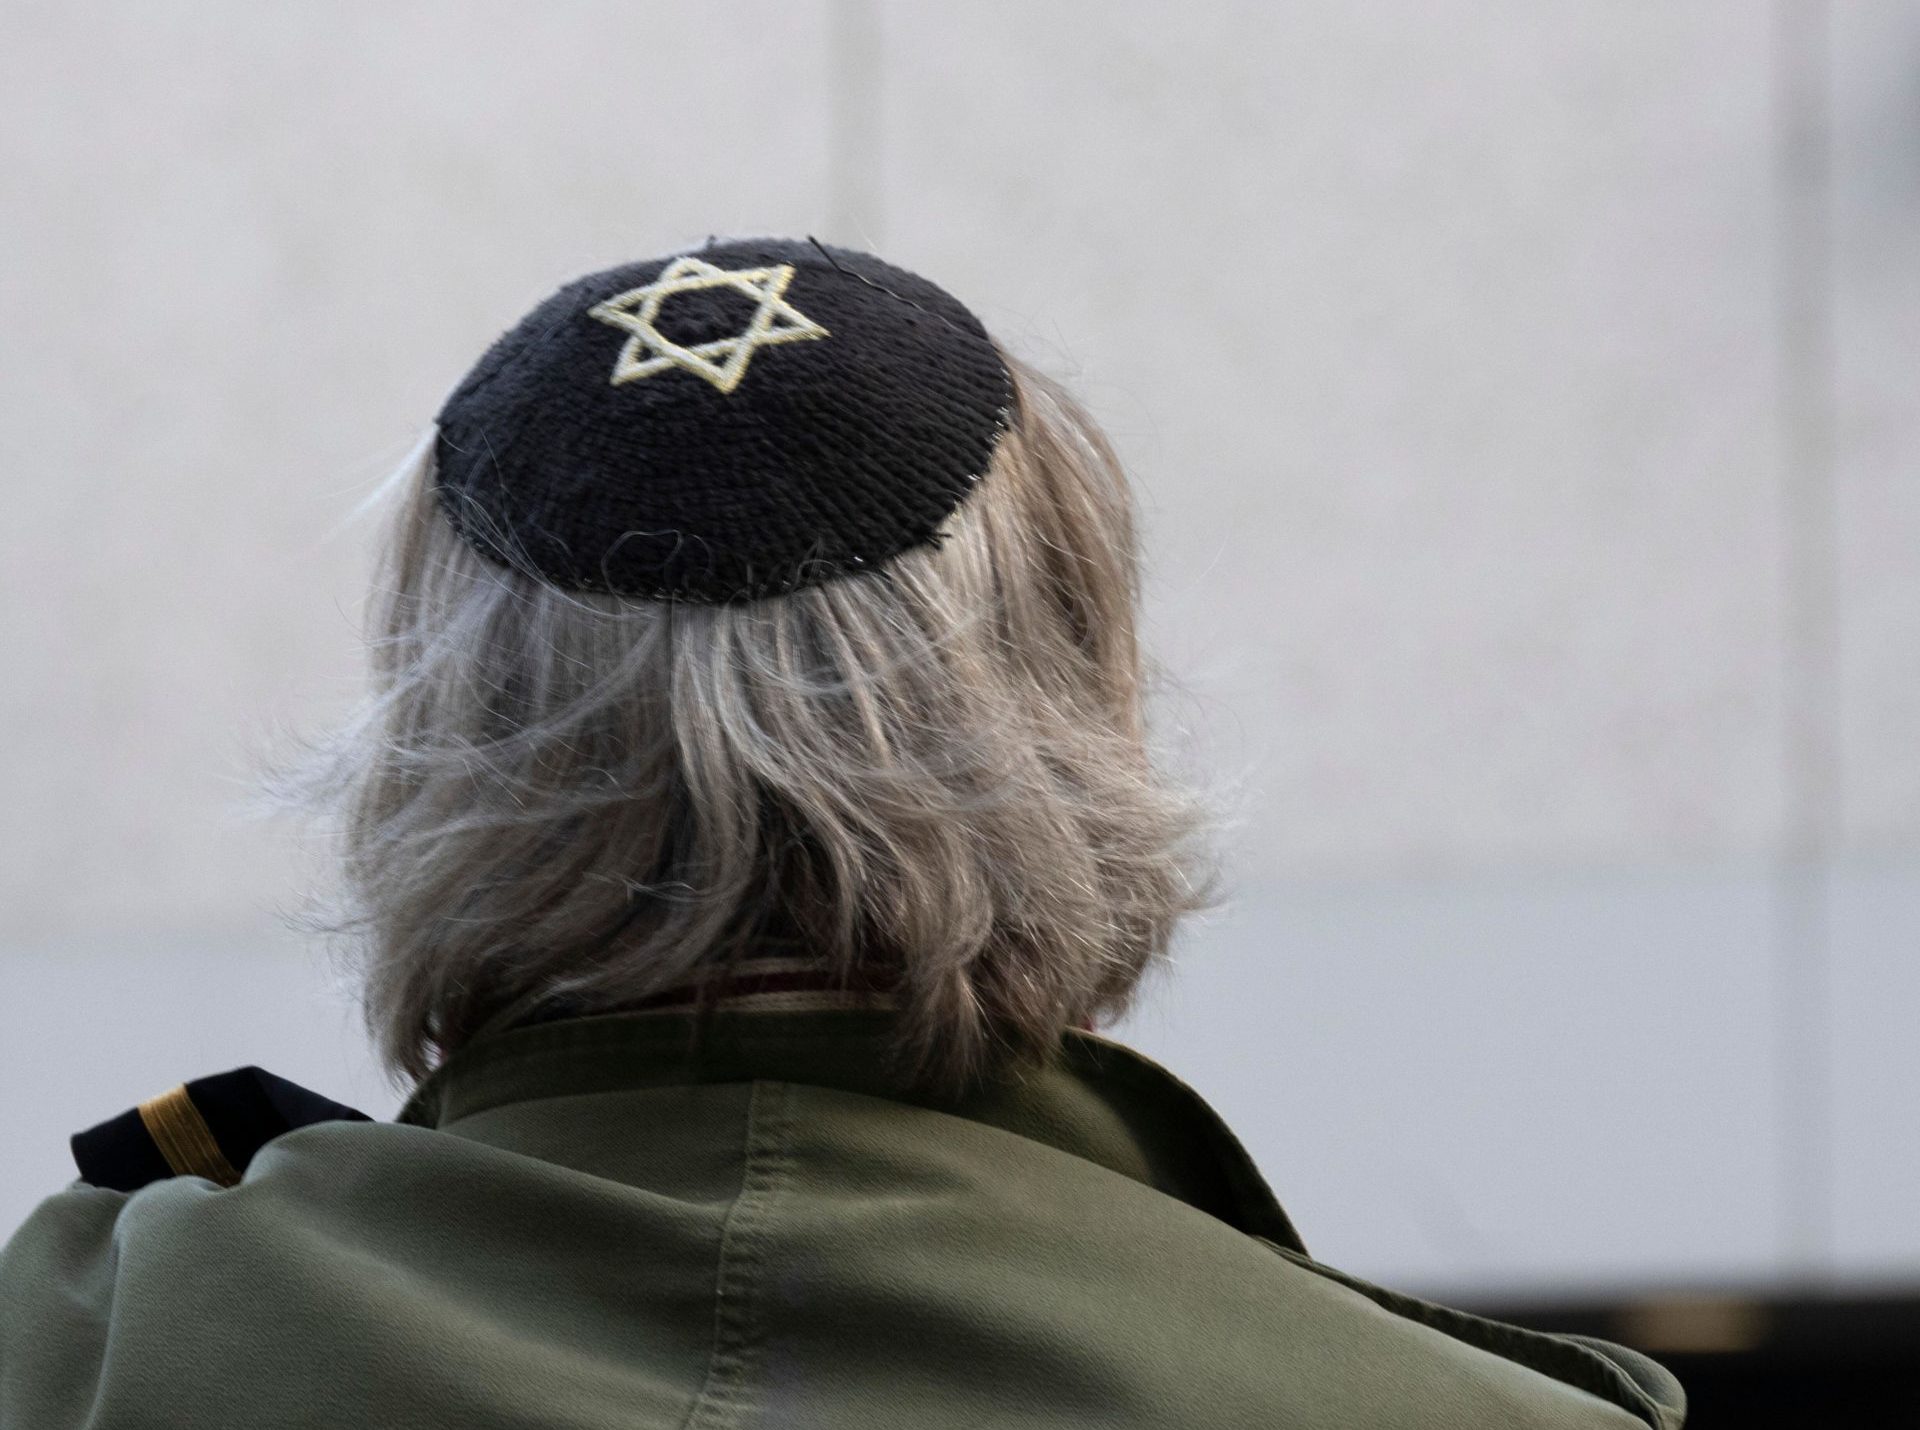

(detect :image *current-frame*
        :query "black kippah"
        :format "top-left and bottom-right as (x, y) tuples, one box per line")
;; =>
(431, 236), (1016, 601)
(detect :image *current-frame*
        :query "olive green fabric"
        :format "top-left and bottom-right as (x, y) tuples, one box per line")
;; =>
(0, 1007), (1686, 1428)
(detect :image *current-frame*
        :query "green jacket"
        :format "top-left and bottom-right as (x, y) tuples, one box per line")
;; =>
(0, 1006), (1685, 1428)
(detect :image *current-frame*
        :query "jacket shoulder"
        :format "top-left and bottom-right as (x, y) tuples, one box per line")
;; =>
(1255, 1238), (1687, 1430)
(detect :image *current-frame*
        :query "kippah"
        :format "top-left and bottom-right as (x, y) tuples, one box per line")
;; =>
(432, 236), (1015, 601)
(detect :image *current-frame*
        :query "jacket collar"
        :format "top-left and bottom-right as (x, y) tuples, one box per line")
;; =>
(394, 1002), (1307, 1255)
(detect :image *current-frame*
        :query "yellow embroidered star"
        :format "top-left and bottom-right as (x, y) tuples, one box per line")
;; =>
(585, 256), (830, 395)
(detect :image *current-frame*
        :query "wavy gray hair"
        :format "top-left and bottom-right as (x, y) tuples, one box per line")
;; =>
(254, 352), (1218, 1100)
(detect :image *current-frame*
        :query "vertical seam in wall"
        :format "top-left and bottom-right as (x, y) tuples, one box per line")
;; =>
(1771, 0), (1837, 1283)
(828, 0), (884, 249)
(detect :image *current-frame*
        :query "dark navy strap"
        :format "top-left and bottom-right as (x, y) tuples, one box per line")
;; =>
(70, 1065), (371, 1192)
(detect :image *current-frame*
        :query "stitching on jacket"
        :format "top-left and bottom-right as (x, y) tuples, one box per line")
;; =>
(679, 1079), (791, 1430)
(1252, 1238), (1677, 1429)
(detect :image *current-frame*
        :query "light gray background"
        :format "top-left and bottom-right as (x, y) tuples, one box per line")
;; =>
(1, 1), (1915, 1304)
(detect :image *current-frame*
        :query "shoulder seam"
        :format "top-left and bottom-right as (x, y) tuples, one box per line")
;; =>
(1253, 1239), (1679, 1428)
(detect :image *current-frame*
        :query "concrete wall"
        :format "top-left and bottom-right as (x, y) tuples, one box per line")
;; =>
(1, 1), (1914, 1301)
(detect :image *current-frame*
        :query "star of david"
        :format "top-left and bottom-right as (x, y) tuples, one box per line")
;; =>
(584, 256), (830, 395)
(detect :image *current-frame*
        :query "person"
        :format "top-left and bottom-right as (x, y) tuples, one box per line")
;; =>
(0, 237), (1686, 1428)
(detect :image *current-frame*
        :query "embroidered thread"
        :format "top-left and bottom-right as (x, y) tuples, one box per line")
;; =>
(136, 1084), (243, 1187)
(586, 256), (829, 394)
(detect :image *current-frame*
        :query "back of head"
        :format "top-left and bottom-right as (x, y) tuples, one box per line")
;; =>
(263, 238), (1215, 1101)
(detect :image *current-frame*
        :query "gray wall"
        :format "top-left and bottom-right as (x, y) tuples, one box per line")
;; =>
(1, 1), (1915, 1302)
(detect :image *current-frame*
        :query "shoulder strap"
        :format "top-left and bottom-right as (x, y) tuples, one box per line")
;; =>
(70, 1066), (371, 1191)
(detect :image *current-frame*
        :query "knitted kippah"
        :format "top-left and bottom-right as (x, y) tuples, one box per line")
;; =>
(432, 236), (1015, 601)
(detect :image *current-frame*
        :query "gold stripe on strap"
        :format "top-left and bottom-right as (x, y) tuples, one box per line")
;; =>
(135, 1084), (242, 1187)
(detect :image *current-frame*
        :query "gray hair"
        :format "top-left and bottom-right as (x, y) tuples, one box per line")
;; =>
(252, 352), (1218, 1100)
